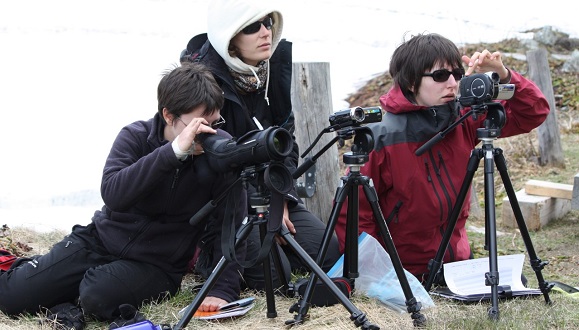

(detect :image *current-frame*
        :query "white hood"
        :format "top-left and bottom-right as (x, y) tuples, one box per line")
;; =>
(207, 0), (283, 74)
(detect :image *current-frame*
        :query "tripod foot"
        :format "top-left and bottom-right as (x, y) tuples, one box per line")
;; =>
(284, 312), (309, 326)
(267, 311), (277, 318)
(288, 302), (299, 314)
(411, 311), (427, 327)
(487, 306), (499, 320)
(351, 312), (380, 330)
(285, 298), (311, 326)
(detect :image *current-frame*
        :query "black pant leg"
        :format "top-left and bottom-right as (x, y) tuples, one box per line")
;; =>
(242, 203), (342, 290)
(241, 223), (291, 291)
(0, 224), (113, 315)
(283, 203), (341, 272)
(79, 259), (181, 321)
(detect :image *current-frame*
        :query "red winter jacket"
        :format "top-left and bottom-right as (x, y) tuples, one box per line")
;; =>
(334, 70), (549, 279)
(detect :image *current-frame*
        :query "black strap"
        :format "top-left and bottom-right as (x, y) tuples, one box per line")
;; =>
(221, 165), (288, 268)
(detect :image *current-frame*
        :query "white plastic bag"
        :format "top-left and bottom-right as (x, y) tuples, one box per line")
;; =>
(327, 232), (434, 313)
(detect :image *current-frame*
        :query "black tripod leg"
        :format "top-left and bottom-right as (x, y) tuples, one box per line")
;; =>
(259, 222), (278, 318)
(268, 236), (291, 297)
(280, 225), (379, 330)
(494, 149), (553, 304)
(424, 150), (483, 291)
(361, 178), (426, 327)
(482, 145), (500, 320)
(344, 175), (360, 279)
(259, 222), (288, 318)
(287, 177), (353, 323)
(173, 220), (254, 330)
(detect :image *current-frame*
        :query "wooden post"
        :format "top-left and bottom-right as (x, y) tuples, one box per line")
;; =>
(290, 62), (339, 223)
(526, 48), (565, 167)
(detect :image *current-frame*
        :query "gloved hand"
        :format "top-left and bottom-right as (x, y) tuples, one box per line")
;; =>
(109, 304), (146, 329)
(40, 302), (85, 330)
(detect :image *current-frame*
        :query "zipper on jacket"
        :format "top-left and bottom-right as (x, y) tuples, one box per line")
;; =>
(119, 221), (153, 258)
(430, 107), (438, 126)
(429, 151), (453, 220)
(424, 158), (443, 223)
(167, 168), (183, 214)
(386, 200), (403, 225)
(438, 225), (456, 261)
(437, 155), (458, 263)
(424, 159), (433, 183)
(438, 151), (457, 197)
(171, 168), (181, 189)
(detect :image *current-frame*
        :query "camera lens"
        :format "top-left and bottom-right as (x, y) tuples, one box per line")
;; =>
(351, 107), (366, 122)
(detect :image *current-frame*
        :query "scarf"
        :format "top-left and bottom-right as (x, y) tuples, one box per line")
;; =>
(228, 61), (269, 93)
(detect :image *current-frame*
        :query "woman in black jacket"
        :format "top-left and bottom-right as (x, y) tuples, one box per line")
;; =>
(181, 0), (341, 289)
(0, 62), (247, 327)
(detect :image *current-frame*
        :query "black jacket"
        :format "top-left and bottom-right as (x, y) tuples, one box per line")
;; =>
(195, 38), (301, 204)
(92, 113), (247, 302)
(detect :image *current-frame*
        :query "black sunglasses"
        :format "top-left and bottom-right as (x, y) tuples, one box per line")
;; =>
(422, 68), (464, 82)
(242, 17), (273, 35)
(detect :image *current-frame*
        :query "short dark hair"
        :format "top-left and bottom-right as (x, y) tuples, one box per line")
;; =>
(389, 33), (463, 102)
(157, 62), (224, 119)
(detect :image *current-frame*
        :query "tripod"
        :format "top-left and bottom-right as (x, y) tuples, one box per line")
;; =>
(174, 163), (378, 329)
(288, 126), (426, 327)
(421, 103), (553, 320)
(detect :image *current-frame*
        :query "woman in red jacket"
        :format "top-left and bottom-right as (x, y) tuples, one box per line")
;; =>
(335, 33), (550, 282)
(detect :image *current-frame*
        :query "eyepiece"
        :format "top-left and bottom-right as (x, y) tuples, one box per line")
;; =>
(267, 128), (293, 159)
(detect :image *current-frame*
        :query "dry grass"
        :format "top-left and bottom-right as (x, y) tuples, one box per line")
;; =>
(1, 207), (578, 330)
(1, 278), (578, 330)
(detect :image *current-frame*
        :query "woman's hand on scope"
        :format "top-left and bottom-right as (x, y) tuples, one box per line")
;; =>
(462, 49), (509, 82)
(178, 118), (216, 156)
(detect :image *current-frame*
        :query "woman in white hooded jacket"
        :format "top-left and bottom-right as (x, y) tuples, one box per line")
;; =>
(181, 0), (341, 293)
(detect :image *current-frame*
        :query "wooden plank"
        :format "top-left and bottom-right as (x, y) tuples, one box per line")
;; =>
(573, 173), (579, 210)
(524, 179), (573, 199)
(502, 188), (571, 230)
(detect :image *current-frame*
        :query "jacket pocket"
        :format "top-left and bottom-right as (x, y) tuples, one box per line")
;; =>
(24, 237), (85, 280)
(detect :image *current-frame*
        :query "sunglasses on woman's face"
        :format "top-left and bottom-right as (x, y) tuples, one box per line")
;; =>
(422, 68), (464, 82)
(241, 17), (273, 35)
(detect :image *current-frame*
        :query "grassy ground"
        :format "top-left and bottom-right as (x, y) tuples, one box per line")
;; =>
(1, 132), (578, 329)
(2, 36), (579, 329)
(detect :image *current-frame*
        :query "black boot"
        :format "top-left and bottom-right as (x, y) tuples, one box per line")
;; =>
(40, 302), (85, 330)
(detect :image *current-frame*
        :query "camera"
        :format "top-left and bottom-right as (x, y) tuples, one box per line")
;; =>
(458, 72), (515, 107)
(329, 106), (382, 127)
(198, 126), (293, 173)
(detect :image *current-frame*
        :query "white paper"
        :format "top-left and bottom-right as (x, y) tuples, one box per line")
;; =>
(444, 254), (527, 295)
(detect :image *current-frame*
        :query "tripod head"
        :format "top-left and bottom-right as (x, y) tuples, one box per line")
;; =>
(415, 100), (508, 156)
(340, 126), (375, 170)
(292, 107), (381, 179)
(415, 71), (514, 156)
(474, 102), (506, 141)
